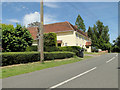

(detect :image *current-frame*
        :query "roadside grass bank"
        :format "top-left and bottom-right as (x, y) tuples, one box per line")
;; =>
(84, 52), (107, 55)
(1, 56), (92, 79)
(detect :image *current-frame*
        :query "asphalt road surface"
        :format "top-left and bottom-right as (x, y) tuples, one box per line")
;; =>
(2, 53), (118, 89)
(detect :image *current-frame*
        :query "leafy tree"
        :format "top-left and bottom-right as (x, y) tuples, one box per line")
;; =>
(87, 20), (111, 51)
(87, 26), (92, 38)
(75, 14), (86, 32)
(112, 35), (120, 52)
(2, 24), (33, 52)
(44, 32), (57, 47)
(44, 32), (57, 52)
(28, 21), (40, 27)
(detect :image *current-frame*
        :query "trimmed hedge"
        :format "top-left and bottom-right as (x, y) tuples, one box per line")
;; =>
(26, 46), (37, 51)
(26, 46), (82, 56)
(44, 46), (82, 56)
(58, 46), (82, 56)
(2, 51), (75, 66)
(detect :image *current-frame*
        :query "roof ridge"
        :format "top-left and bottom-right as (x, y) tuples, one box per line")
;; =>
(65, 21), (75, 31)
(45, 21), (67, 26)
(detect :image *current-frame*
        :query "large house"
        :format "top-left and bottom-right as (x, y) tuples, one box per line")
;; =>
(27, 21), (91, 52)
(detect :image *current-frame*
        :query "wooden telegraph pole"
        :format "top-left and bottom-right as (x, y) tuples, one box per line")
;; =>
(38, 0), (44, 63)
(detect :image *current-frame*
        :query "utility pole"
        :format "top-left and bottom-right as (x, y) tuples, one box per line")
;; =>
(38, 0), (44, 63)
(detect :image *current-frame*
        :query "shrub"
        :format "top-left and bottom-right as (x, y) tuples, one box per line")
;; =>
(26, 46), (82, 56)
(44, 52), (74, 60)
(26, 46), (37, 51)
(26, 32), (57, 52)
(26, 46), (59, 52)
(58, 46), (82, 56)
(2, 51), (75, 66)
(2, 24), (33, 52)
(44, 33), (57, 47)
(44, 46), (59, 52)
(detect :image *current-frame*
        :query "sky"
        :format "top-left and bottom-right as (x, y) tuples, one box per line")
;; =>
(1, 2), (118, 43)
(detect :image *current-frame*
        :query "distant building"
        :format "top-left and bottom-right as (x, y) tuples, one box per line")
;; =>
(27, 21), (91, 52)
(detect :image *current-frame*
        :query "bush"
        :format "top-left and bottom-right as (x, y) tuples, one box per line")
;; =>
(44, 33), (57, 47)
(44, 46), (59, 52)
(44, 52), (75, 60)
(58, 46), (82, 56)
(26, 46), (82, 56)
(44, 46), (82, 56)
(26, 46), (59, 52)
(2, 24), (33, 52)
(26, 32), (57, 52)
(26, 46), (37, 51)
(2, 51), (75, 66)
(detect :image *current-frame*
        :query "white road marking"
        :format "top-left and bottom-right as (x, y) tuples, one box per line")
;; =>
(116, 54), (118, 57)
(48, 67), (97, 89)
(106, 57), (115, 63)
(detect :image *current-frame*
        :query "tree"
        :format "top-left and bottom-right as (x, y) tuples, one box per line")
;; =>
(44, 32), (57, 47)
(2, 24), (33, 52)
(112, 35), (120, 52)
(75, 14), (86, 32)
(28, 21), (40, 27)
(44, 32), (57, 52)
(87, 20), (111, 51)
(87, 26), (92, 38)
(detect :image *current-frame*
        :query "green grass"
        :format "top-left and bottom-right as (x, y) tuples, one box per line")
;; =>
(1, 56), (92, 79)
(84, 52), (106, 55)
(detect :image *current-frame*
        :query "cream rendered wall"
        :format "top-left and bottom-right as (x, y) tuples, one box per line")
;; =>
(73, 31), (91, 52)
(87, 46), (91, 52)
(56, 30), (91, 52)
(57, 31), (76, 46)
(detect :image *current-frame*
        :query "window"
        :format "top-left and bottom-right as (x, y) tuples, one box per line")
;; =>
(76, 43), (78, 46)
(65, 43), (67, 46)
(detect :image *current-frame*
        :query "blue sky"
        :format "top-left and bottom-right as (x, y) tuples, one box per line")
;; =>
(1, 2), (118, 43)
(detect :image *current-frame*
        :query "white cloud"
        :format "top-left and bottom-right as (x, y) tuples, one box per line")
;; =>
(7, 19), (20, 23)
(44, 2), (59, 8)
(23, 12), (40, 27)
(23, 12), (59, 27)
(44, 14), (58, 24)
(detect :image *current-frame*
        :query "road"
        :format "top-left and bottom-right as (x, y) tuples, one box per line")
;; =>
(2, 53), (118, 89)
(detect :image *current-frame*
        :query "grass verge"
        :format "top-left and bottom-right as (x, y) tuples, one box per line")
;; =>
(84, 52), (107, 55)
(1, 56), (92, 79)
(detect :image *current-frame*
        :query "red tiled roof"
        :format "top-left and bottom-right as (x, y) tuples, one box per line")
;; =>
(86, 42), (91, 46)
(57, 40), (62, 44)
(44, 21), (75, 33)
(27, 21), (89, 40)
(27, 27), (38, 40)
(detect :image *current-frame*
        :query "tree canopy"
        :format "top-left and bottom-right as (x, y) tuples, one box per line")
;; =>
(75, 14), (86, 32)
(87, 20), (111, 51)
(112, 35), (120, 52)
(2, 24), (33, 52)
(28, 21), (40, 27)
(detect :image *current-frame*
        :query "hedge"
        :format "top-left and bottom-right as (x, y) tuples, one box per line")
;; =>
(2, 51), (75, 66)
(45, 46), (82, 56)
(26, 46), (38, 51)
(26, 46), (82, 56)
